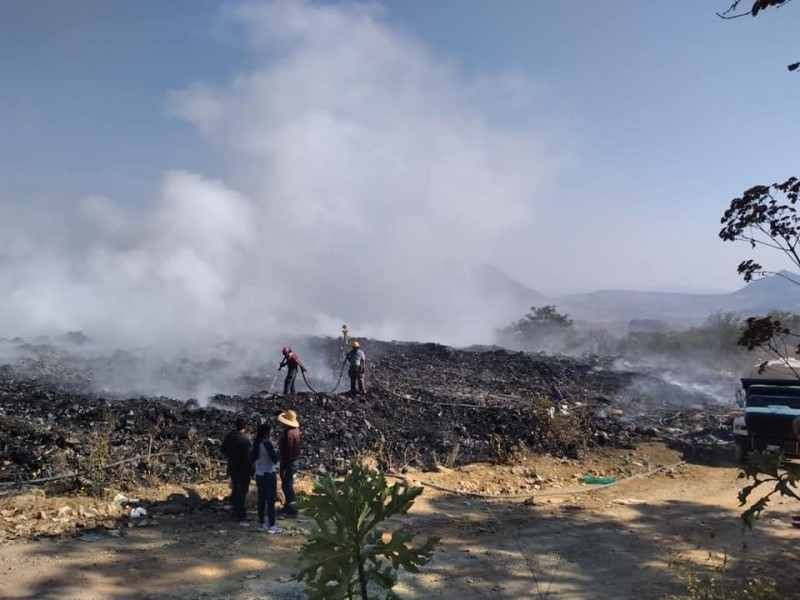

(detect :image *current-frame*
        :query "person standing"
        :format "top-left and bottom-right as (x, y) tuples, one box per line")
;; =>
(279, 346), (307, 396)
(251, 423), (283, 534)
(341, 324), (350, 347)
(345, 340), (367, 395)
(221, 417), (252, 524)
(277, 409), (301, 518)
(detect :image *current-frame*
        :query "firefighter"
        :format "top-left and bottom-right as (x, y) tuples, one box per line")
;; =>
(279, 347), (306, 396)
(345, 340), (366, 395)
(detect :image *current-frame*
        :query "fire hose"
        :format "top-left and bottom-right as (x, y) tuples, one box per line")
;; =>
(299, 360), (347, 395)
(0, 451), (686, 503)
(384, 460), (687, 500)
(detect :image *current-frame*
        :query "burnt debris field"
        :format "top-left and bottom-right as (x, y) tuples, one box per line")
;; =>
(0, 336), (733, 489)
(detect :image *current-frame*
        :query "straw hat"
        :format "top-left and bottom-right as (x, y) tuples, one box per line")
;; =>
(278, 409), (300, 428)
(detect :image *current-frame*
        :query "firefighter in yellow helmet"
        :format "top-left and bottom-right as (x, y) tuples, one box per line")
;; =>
(345, 340), (366, 395)
(341, 324), (350, 346)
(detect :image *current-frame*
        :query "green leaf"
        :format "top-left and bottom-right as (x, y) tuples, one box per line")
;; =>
(295, 460), (437, 598)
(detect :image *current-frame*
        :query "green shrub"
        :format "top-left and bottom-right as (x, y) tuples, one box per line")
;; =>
(295, 461), (439, 600)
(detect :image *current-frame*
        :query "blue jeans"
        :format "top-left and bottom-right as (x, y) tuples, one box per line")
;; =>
(280, 460), (299, 514)
(230, 475), (250, 521)
(256, 472), (278, 526)
(284, 367), (298, 395)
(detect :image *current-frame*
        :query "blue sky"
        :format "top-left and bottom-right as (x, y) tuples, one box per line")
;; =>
(1, 0), (799, 343)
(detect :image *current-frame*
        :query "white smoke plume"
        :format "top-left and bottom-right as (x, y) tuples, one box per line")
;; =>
(0, 0), (560, 352)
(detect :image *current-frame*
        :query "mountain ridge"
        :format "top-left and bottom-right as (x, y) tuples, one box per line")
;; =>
(484, 267), (800, 326)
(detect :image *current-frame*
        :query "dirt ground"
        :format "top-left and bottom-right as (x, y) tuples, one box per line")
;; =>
(1, 442), (798, 600)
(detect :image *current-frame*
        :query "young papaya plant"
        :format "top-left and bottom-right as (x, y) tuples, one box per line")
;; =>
(294, 461), (438, 600)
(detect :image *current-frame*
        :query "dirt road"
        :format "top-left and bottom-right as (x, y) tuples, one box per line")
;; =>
(1, 442), (798, 599)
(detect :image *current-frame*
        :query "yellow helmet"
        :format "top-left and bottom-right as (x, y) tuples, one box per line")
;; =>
(352, 340), (360, 348)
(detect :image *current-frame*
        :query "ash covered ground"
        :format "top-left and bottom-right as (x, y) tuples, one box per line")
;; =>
(0, 336), (735, 489)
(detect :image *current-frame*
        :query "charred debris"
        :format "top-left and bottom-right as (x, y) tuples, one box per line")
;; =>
(0, 337), (733, 488)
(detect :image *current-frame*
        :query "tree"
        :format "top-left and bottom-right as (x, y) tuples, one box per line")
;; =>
(720, 179), (800, 371)
(719, 177), (800, 281)
(497, 305), (575, 352)
(500, 305), (573, 338)
(704, 311), (745, 362)
(295, 462), (438, 600)
(716, 1), (800, 524)
(584, 328), (618, 355)
(721, 181), (800, 523)
(738, 451), (800, 526)
(717, 0), (799, 72)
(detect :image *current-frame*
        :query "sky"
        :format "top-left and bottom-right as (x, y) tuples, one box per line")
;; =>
(0, 0), (798, 347)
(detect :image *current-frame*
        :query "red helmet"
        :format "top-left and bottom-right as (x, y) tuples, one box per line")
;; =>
(282, 346), (291, 356)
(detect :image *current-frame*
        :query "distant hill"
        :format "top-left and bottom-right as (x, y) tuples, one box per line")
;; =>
(556, 270), (800, 325)
(728, 270), (800, 311)
(485, 268), (800, 328)
(476, 265), (549, 310)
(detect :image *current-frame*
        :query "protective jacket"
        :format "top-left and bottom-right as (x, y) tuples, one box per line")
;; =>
(280, 352), (305, 371)
(346, 348), (366, 370)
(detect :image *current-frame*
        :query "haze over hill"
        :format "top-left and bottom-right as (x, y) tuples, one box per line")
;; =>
(486, 268), (800, 330)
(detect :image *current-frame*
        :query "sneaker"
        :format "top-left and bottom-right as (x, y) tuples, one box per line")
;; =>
(256, 523), (269, 532)
(267, 525), (284, 534)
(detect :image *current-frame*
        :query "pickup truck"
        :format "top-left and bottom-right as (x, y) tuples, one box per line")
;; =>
(733, 378), (800, 463)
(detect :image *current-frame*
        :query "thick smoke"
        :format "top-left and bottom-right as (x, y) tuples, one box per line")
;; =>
(0, 0), (558, 353)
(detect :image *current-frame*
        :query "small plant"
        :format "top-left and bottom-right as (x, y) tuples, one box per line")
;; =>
(491, 433), (524, 465)
(529, 395), (584, 457)
(372, 435), (395, 472)
(84, 404), (117, 496)
(670, 553), (779, 600)
(187, 426), (216, 481)
(444, 443), (461, 469)
(143, 415), (165, 486)
(295, 461), (438, 600)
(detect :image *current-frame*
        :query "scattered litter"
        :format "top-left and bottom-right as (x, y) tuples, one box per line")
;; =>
(130, 507), (147, 519)
(114, 493), (140, 508)
(580, 476), (617, 485)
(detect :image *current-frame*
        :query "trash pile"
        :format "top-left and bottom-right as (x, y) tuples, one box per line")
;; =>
(0, 338), (734, 492)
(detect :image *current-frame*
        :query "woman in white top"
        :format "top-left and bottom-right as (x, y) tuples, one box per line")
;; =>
(251, 423), (283, 533)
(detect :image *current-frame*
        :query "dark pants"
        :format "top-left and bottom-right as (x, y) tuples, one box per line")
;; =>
(256, 472), (278, 526)
(280, 460), (299, 514)
(230, 475), (250, 521)
(349, 367), (366, 394)
(284, 367), (298, 395)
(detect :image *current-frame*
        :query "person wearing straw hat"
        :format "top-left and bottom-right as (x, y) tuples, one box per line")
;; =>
(277, 409), (301, 518)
